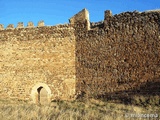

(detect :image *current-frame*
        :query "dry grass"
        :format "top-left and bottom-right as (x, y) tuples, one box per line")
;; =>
(0, 99), (159, 120)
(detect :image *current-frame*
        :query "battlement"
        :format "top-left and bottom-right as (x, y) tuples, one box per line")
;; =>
(0, 22), (77, 33)
(0, 8), (160, 103)
(0, 20), (46, 30)
(0, 8), (160, 31)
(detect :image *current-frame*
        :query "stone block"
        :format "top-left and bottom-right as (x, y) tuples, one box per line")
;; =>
(104, 10), (112, 20)
(38, 21), (45, 27)
(6, 24), (14, 29)
(27, 22), (34, 28)
(17, 22), (24, 28)
(0, 24), (4, 30)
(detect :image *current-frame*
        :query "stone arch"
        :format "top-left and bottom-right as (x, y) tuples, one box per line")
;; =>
(30, 83), (52, 104)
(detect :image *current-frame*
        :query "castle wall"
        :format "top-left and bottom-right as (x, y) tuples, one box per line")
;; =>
(0, 9), (160, 102)
(0, 24), (76, 102)
(75, 10), (160, 98)
(69, 8), (90, 30)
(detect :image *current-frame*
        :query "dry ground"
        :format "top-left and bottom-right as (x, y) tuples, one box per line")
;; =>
(0, 99), (159, 120)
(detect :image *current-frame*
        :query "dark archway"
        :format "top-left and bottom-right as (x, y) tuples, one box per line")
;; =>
(31, 83), (52, 104)
(37, 87), (48, 104)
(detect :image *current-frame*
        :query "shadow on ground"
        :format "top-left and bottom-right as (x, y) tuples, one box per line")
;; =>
(77, 78), (160, 107)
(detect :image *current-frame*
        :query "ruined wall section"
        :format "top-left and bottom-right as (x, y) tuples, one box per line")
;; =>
(69, 8), (90, 31)
(0, 24), (76, 101)
(75, 10), (160, 98)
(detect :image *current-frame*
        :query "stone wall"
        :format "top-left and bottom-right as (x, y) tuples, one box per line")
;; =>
(0, 8), (160, 103)
(69, 8), (90, 30)
(75, 10), (160, 100)
(0, 23), (76, 102)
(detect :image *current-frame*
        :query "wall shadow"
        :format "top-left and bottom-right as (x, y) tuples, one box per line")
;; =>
(97, 78), (160, 106)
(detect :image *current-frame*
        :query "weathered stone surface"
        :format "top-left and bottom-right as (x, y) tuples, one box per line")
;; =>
(69, 9), (90, 30)
(0, 24), (4, 30)
(6, 24), (14, 29)
(0, 24), (75, 103)
(0, 8), (160, 103)
(38, 21), (45, 27)
(17, 22), (24, 28)
(27, 22), (34, 28)
(74, 9), (160, 98)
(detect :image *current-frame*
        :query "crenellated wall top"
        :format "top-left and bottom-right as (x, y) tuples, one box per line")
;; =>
(0, 21), (46, 30)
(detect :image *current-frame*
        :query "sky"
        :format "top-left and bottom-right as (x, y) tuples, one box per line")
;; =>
(0, 0), (160, 28)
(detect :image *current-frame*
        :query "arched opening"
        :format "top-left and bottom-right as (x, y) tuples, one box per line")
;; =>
(31, 83), (52, 104)
(37, 87), (48, 104)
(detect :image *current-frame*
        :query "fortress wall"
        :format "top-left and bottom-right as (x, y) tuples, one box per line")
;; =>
(0, 8), (160, 102)
(69, 8), (90, 30)
(0, 25), (76, 101)
(75, 10), (160, 98)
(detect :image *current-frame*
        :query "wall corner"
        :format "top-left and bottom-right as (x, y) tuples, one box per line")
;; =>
(69, 8), (90, 30)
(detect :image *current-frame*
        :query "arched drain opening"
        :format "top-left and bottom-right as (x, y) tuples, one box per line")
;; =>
(37, 87), (48, 104)
(31, 83), (52, 104)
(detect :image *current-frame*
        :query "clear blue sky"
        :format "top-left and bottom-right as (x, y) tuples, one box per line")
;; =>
(0, 0), (160, 28)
